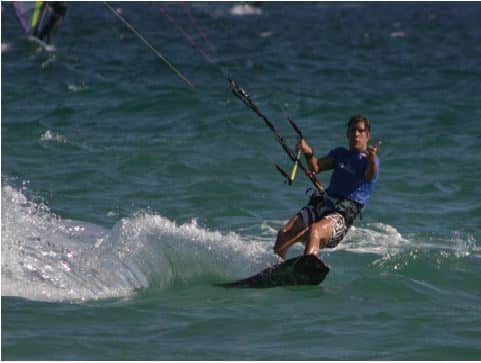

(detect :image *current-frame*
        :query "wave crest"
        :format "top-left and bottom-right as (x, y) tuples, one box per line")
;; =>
(1, 183), (275, 302)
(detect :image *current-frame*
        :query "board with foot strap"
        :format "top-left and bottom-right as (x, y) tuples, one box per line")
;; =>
(217, 255), (329, 288)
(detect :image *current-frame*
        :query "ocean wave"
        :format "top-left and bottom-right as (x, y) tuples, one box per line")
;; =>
(1, 183), (276, 303)
(339, 223), (406, 256)
(3, 182), (477, 303)
(339, 223), (479, 260)
(364, 228), (480, 286)
(258, 219), (479, 264)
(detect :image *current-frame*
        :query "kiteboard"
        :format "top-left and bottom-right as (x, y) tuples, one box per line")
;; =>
(218, 255), (329, 288)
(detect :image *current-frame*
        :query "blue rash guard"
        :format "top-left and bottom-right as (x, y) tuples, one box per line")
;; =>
(325, 147), (380, 206)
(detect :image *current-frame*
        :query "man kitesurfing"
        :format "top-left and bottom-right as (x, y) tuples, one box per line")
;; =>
(274, 115), (380, 259)
(219, 115), (380, 288)
(224, 80), (381, 288)
(77, 4), (379, 287)
(92, 4), (381, 287)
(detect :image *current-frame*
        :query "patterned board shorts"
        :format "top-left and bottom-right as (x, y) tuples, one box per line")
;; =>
(298, 196), (351, 248)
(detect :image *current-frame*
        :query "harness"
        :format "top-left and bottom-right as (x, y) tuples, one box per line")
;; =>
(307, 190), (363, 226)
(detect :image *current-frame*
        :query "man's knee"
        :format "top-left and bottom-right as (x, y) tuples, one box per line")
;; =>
(306, 219), (334, 249)
(276, 228), (289, 241)
(309, 220), (331, 238)
(273, 232), (287, 257)
(276, 216), (302, 243)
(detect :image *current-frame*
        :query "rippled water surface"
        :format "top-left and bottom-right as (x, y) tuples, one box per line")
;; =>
(2, 3), (481, 360)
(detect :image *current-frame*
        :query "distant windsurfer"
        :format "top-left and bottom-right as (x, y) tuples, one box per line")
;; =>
(14, 1), (67, 46)
(274, 115), (380, 259)
(33, 1), (66, 44)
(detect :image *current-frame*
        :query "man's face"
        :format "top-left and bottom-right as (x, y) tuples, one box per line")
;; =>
(347, 121), (370, 152)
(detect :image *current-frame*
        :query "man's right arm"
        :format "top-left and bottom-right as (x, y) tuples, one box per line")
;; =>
(305, 154), (335, 173)
(316, 155), (336, 172)
(297, 139), (335, 173)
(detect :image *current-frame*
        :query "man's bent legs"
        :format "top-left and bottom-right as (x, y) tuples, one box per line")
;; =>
(274, 213), (343, 259)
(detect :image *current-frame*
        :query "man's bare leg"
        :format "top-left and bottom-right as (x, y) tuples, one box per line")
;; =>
(304, 217), (334, 256)
(273, 215), (307, 259)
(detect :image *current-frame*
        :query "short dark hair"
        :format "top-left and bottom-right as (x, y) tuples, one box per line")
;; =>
(347, 115), (371, 133)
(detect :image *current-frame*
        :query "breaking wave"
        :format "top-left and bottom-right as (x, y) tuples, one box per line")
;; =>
(2, 182), (478, 303)
(1, 183), (275, 303)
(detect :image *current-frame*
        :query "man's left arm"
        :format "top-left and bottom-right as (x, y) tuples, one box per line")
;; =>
(364, 141), (381, 181)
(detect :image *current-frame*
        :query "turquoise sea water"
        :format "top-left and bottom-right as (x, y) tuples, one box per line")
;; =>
(2, 3), (481, 360)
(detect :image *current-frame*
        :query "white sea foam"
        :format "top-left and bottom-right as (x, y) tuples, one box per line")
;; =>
(230, 4), (262, 16)
(67, 82), (88, 92)
(1, 184), (277, 303)
(338, 223), (479, 259)
(390, 31), (407, 38)
(1, 43), (10, 53)
(257, 219), (479, 261)
(451, 231), (479, 258)
(338, 223), (406, 256)
(40, 130), (67, 143)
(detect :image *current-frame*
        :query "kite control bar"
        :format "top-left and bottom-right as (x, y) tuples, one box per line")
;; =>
(229, 79), (324, 193)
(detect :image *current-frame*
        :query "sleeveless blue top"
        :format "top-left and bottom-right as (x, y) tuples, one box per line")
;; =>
(325, 147), (379, 206)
